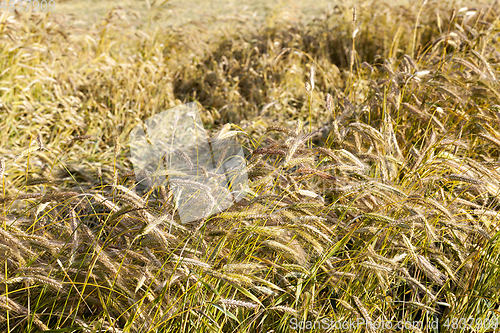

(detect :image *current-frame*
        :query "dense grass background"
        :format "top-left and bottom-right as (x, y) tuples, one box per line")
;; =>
(1, 0), (500, 332)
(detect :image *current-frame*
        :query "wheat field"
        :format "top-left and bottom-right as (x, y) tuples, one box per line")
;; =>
(0, 0), (500, 332)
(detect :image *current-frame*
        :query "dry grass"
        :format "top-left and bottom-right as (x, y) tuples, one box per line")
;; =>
(1, 0), (500, 332)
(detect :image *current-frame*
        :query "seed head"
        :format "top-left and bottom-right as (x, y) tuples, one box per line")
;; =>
(309, 65), (315, 91)
(36, 132), (44, 151)
(66, 135), (93, 145)
(304, 82), (312, 94)
(352, 6), (356, 23)
(361, 62), (374, 72)
(0, 157), (4, 179)
(449, 8), (456, 22)
(114, 138), (120, 158)
(325, 93), (333, 112)
(218, 298), (259, 309)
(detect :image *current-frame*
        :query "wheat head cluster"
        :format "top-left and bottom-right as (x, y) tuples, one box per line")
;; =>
(0, 0), (499, 332)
